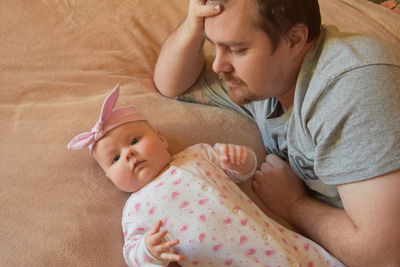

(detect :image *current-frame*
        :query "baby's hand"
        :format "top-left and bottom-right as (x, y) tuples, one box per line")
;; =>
(218, 144), (253, 174)
(145, 220), (186, 263)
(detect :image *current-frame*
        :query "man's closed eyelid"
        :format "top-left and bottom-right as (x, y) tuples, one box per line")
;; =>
(230, 48), (248, 54)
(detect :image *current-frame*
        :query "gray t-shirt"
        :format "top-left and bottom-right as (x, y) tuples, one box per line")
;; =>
(179, 25), (400, 206)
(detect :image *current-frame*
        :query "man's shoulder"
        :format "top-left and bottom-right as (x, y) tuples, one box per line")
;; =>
(318, 25), (400, 70)
(298, 25), (400, 102)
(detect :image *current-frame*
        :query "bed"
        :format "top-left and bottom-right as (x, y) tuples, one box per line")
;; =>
(1, 0), (399, 266)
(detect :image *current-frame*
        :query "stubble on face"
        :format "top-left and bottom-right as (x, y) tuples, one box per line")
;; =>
(218, 72), (256, 105)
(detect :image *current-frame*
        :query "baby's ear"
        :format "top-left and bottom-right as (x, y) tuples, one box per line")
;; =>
(154, 129), (168, 148)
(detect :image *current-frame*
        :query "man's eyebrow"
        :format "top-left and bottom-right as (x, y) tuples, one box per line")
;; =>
(204, 35), (247, 47)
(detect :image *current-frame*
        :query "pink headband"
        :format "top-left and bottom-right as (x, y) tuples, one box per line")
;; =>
(67, 84), (146, 154)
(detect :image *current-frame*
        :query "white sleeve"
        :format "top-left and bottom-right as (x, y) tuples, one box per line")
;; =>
(213, 143), (257, 183)
(123, 222), (169, 267)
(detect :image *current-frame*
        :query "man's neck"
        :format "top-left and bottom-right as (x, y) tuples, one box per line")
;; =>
(277, 39), (317, 110)
(277, 87), (295, 111)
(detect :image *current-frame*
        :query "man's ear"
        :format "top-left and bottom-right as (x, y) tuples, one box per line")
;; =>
(287, 24), (308, 52)
(154, 129), (168, 148)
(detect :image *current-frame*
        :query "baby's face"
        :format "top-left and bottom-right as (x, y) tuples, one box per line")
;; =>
(93, 121), (172, 192)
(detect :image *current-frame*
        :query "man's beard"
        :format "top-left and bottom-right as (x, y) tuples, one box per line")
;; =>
(219, 73), (256, 105)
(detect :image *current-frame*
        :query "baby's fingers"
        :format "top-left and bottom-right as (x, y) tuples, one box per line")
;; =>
(218, 143), (229, 162)
(148, 220), (163, 235)
(238, 146), (249, 165)
(228, 145), (248, 165)
(147, 229), (168, 246)
(159, 239), (179, 251)
(153, 239), (181, 257)
(160, 251), (187, 262)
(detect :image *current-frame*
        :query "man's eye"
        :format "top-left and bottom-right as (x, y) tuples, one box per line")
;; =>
(230, 48), (247, 54)
(112, 155), (120, 164)
(131, 137), (140, 145)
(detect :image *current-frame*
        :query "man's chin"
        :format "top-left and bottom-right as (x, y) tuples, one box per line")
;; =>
(228, 88), (253, 105)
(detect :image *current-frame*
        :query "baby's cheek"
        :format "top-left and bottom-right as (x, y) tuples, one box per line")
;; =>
(108, 166), (128, 188)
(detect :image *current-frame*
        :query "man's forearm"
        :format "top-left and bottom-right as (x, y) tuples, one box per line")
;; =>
(154, 19), (205, 98)
(289, 196), (397, 267)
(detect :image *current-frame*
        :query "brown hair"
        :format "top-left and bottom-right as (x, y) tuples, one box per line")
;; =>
(252, 0), (321, 51)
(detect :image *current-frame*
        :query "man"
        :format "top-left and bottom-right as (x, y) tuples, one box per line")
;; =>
(153, 0), (400, 266)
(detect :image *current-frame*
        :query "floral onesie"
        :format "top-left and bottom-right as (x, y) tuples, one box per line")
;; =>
(122, 144), (344, 267)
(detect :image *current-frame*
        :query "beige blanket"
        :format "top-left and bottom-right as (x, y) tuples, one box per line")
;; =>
(1, 0), (399, 265)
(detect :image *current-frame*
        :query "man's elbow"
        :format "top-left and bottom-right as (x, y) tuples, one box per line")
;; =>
(155, 86), (177, 98)
(153, 80), (180, 98)
(153, 77), (192, 99)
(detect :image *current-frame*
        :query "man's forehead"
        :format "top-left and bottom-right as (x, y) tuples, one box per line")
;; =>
(204, 34), (249, 47)
(206, 0), (256, 8)
(206, 0), (228, 5)
(204, 1), (259, 45)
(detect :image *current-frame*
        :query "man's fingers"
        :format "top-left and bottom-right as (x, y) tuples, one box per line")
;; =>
(254, 170), (263, 180)
(195, 4), (221, 17)
(260, 161), (272, 173)
(265, 154), (283, 165)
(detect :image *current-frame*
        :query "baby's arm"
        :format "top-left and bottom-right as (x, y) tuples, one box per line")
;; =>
(145, 220), (186, 263)
(123, 220), (185, 267)
(216, 143), (257, 183)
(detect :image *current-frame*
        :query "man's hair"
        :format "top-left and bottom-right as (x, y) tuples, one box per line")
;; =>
(252, 0), (321, 51)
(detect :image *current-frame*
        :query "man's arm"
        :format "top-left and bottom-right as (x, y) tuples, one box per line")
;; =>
(252, 155), (400, 266)
(292, 170), (400, 267)
(154, 1), (221, 98)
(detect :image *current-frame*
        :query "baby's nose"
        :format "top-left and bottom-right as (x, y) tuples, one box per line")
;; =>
(123, 148), (136, 161)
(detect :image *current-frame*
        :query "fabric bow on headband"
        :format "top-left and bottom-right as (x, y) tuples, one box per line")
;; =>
(67, 84), (146, 155)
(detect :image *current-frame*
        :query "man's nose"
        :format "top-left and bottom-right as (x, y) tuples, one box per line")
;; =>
(212, 50), (233, 74)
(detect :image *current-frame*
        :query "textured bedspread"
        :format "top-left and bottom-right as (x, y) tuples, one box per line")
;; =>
(1, 0), (399, 266)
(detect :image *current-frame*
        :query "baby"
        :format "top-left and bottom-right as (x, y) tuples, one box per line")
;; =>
(68, 85), (344, 267)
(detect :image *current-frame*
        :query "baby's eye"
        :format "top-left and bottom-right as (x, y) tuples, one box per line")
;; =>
(131, 137), (140, 145)
(112, 155), (120, 164)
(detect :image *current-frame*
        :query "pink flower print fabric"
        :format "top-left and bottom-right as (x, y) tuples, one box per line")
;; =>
(122, 144), (344, 267)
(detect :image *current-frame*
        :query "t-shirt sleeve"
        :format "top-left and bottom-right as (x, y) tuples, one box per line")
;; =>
(311, 64), (400, 184)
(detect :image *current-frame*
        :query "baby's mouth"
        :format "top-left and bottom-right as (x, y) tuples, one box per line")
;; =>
(133, 160), (144, 172)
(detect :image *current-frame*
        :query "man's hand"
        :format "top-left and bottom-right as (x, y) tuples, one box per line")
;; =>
(185, 0), (222, 34)
(253, 156), (400, 266)
(145, 220), (186, 263)
(154, 0), (221, 98)
(252, 154), (308, 221)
